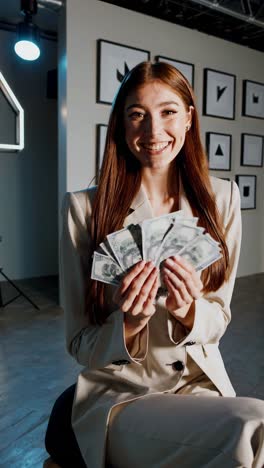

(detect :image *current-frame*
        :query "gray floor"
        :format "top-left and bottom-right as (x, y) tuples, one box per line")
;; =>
(0, 273), (263, 467)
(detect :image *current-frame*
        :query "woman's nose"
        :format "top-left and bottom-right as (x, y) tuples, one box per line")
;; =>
(143, 115), (162, 136)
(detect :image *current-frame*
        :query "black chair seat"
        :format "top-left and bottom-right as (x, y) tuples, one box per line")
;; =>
(45, 384), (86, 468)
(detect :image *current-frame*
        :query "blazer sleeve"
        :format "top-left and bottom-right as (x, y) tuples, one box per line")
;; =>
(168, 180), (242, 346)
(60, 191), (148, 369)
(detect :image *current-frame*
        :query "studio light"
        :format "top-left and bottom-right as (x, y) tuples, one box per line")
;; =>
(14, 0), (40, 61)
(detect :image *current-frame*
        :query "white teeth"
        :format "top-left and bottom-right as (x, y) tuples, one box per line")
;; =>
(142, 142), (170, 151)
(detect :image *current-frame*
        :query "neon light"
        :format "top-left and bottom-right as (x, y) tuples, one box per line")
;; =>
(0, 71), (24, 152)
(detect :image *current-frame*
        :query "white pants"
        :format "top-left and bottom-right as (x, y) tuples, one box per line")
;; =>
(106, 390), (264, 468)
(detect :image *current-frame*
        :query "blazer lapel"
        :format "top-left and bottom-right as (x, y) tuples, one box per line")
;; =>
(124, 179), (194, 227)
(123, 186), (154, 227)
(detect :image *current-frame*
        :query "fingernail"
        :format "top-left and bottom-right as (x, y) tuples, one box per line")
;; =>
(163, 267), (170, 275)
(165, 258), (173, 265)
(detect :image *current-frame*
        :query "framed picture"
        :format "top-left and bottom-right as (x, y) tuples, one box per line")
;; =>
(206, 132), (232, 171)
(97, 39), (150, 104)
(155, 55), (194, 87)
(241, 133), (263, 167)
(203, 68), (236, 119)
(242, 80), (264, 119)
(96, 124), (108, 177)
(236, 175), (257, 210)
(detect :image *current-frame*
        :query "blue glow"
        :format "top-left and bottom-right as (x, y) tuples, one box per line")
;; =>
(14, 40), (40, 61)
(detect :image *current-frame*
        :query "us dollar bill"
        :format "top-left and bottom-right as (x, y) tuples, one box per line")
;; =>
(142, 210), (184, 263)
(106, 224), (142, 271)
(99, 239), (118, 262)
(179, 233), (222, 271)
(91, 252), (123, 285)
(156, 223), (205, 266)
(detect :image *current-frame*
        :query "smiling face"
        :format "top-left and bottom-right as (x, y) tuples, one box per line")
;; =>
(124, 80), (193, 170)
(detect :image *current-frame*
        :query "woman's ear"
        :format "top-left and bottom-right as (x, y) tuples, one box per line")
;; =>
(185, 106), (194, 132)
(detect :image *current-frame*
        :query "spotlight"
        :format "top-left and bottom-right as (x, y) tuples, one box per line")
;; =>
(14, 0), (40, 61)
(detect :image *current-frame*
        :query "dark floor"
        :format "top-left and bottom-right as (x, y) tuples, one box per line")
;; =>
(0, 273), (263, 468)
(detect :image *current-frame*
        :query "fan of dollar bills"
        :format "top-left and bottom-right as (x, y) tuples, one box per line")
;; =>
(91, 210), (222, 290)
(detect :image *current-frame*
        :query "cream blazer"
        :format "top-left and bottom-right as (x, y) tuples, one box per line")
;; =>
(60, 176), (241, 468)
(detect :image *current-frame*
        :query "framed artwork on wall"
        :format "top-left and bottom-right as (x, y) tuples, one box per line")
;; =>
(203, 68), (236, 119)
(155, 55), (194, 88)
(242, 80), (264, 119)
(236, 175), (257, 210)
(97, 39), (150, 105)
(206, 132), (232, 171)
(96, 124), (108, 178)
(241, 133), (263, 167)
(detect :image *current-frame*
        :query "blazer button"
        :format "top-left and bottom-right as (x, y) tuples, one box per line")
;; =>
(172, 360), (184, 371)
(111, 360), (130, 365)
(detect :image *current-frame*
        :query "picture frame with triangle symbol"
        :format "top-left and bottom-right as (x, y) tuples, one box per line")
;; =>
(206, 132), (231, 171)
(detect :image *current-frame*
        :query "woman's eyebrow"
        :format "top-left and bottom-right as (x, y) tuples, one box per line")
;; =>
(126, 101), (180, 111)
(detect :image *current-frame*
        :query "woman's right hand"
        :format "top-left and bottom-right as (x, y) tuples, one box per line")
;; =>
(113, 260), (159, 321)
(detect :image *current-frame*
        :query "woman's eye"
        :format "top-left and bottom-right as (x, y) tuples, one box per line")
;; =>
(163, 109), (177, 116)
(129, 112), (144, 120)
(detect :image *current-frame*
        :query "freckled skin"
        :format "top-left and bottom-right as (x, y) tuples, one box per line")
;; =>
(124, 81), (193, 170)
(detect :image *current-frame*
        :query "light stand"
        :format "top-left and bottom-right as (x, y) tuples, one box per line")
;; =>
(0, 268), (39, 310)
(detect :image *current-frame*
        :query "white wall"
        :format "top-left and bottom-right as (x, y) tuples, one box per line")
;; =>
(60, 0), (264, 277)
(0, 29), (58, 280)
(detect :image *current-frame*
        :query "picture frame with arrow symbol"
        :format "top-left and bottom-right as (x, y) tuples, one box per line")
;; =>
(203, 68), (236, 120)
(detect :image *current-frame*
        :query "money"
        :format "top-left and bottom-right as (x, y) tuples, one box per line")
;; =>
(179, 234), (222, 271)
(91, 252), (123, 285)
(107, 224), (142, 271)
(142, 210), (183, 263)
(155, 223), (205, 266)
(91, 213), (222, 289)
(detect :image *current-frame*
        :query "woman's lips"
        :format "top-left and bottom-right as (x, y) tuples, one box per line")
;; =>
(140, 141), (172, 153)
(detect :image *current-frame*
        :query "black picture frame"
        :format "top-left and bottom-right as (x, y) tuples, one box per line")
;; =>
(96, 124), (108, 180)
(96, 39), (150, 105)
(203, 68), (236, 120)
(206, 132), (232, 171)
(235, 175), (257, 210)
(242, 80), (264, 119)
(155, 55), (194, 88)
(241, 133), (264, 167)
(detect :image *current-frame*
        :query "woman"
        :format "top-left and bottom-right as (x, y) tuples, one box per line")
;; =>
(45, 62), (264, 468)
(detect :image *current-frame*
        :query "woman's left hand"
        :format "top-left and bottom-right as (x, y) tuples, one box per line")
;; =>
(162, 255), (203, 326)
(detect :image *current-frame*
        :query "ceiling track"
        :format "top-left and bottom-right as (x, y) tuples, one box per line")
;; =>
(185, 0), (264, 29)
(38, 0), (63, 8)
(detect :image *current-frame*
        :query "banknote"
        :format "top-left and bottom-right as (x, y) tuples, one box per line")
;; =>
(156, 223), (205, 266)
(92, 213), (222, 288)
(91, 252), (123, 285)
(107, 224), (142, 271)
(179, 233), (221, 271)
(99, 239), (117, 261)
(142, 210), (183, 263)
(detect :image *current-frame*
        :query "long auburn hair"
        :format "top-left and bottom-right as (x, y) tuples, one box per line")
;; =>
(88, 61), (230, 324)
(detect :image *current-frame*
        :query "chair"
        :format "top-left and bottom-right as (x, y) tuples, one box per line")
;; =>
(44, 384), (86, 468)
(44, 384), (114, 468)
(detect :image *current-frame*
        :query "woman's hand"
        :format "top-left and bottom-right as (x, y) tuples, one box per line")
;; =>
(162, 255), (203, 328)
(114, 260), (159, 318)
(113, 260), (159, 346)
